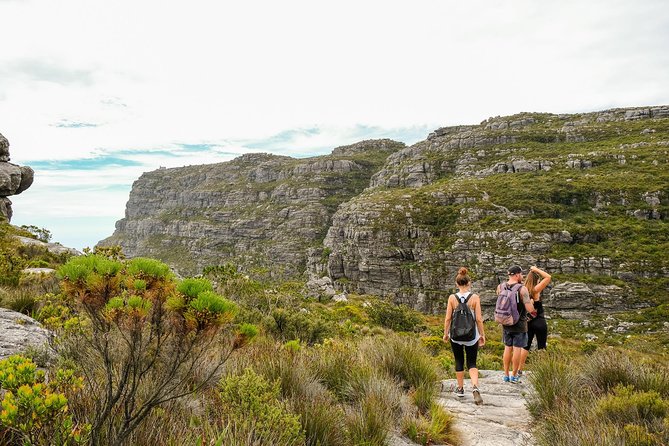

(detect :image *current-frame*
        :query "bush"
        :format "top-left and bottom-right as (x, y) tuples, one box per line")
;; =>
(0, 355), (89, 445)
(56, 255), (244, 446)
(218, 368), (305, 446)
(265, 308), (333, 345)
(596, 385), (669, 424)
(366, 300), (422, 332)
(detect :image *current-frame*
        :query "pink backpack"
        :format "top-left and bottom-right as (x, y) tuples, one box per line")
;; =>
(494, 283), (523, 326)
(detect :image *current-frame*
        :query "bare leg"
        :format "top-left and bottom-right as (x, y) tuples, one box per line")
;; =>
(503, 345), (513, 376)
(512, 347), (523, 376)
(469, 367), (479, 387)
(455, 371), (464, 389)
(519, 348), (529, 372)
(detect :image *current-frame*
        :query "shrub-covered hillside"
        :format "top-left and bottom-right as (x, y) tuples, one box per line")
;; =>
(320, 106), (669, 315)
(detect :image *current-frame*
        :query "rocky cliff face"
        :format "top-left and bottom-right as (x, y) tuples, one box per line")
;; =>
(313, 106), (669, 314)
(100, 140), (404, 276)
(103, 107), (669, 316)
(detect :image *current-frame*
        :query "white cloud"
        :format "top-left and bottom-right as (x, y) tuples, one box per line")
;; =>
(1, 0), (668, 248)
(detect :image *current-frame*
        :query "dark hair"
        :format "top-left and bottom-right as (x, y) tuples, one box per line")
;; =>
(455, 267), (470, 286)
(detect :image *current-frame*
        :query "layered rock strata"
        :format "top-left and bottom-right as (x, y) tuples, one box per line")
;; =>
(100, 140), (404, 276)
(314, 106), (669, 314)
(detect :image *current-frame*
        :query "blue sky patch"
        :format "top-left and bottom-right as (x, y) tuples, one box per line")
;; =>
(30, 156), (143, 170)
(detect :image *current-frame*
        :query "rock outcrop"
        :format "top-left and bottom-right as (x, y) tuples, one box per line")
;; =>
(314, 106), (669, 314)
(0, 308), (52, 360)
(0, 133), (35, 222)
(439, 371), (534, 446)
(100, 140), (404, 276)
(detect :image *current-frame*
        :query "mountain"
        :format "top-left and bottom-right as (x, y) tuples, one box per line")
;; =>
(99, 139), (404, 276)
(101, 106), (669, 316)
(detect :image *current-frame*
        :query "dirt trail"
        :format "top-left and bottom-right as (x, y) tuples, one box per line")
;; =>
(438, 370), (535, 446)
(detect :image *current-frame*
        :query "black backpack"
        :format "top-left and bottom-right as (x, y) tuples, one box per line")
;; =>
(450, 293), (476, 342)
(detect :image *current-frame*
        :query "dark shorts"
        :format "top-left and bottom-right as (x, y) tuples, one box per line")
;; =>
(503, 331), (528, 348)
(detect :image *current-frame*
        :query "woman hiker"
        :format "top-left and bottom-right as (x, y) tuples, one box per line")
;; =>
(518, 265), (552, 375)
(443, 267), (485, 405)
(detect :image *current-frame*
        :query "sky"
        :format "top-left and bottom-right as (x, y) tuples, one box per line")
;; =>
(1, 0), (668, 251)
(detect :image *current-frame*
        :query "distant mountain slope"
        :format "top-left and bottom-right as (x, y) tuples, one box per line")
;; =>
(101, 106), (669, 316)
(313, 106), (669, 314)
(99, 139), (404, 275)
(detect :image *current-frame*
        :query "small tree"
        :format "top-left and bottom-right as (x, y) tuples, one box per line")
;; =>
(19, 225), (52, 243)
(57, 255), (254, 446)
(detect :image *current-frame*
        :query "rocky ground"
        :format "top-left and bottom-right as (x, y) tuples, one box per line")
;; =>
(438, 370), (534, 446)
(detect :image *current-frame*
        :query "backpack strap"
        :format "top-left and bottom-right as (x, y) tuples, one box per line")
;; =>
(506, 283), (523, 302)
(459, 292), (472, 304)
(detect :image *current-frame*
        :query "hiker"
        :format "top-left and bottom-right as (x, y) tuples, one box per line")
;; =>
(443, 267), (485, 405)
(496, 265), (534, 383)
(518, 265), (552, 374)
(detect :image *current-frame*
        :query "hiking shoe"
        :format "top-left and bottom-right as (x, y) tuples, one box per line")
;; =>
(503, 375), (511, 383)
(473, 387), (483, 405)
(510, 375), (520, 384)
(454, 387), (465, 397)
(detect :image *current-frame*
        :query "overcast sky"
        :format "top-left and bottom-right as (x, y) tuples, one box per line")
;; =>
(1, 0), (668, 250)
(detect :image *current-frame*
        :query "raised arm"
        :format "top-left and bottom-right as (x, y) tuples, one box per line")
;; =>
(530, 265), (552, 294)
(443, 295), (455, 342)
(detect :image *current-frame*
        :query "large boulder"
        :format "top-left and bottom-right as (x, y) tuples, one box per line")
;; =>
(0, 308), (52, 360)
(0, 133), (34, 221)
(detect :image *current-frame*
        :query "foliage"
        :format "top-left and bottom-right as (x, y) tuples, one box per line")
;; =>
(366, 300), (423, 332)
(0, 355), (89, 446)
(19, 225), (52, 243)
(403, 402), (458, 446)
(265, 307), (333, 345)
(218, 368), (305, 446)
(56, 254), (250, 446)
(528, 348), (669, 446)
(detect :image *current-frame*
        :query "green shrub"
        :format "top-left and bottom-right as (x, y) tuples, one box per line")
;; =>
(0, 355), (89, 445)
(596, 385), (669, 424)
(366, 300), (422, 332)
(420, 336), (445, 355)
(177, 277), (213, 299)
(266, 308), (333, 345)
(623, 424), (661, 446)
(219, 368), (305, 446)
(581, 349), (635, 394)
(126, 257), (172, 279)
(361, 335), (438, 414)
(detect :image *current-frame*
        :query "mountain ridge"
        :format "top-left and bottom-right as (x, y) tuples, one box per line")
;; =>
(100, 106), (669, 315)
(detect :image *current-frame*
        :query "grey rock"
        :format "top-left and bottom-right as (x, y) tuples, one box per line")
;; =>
(21, 267), (57, 275)
(0, 133), (9, 162)
(332, 293), (348, 302)
(0, 133), (34, 221)
(0, 308), (52, 360)
(14, 236), (81, 256)
(440, 370), (534, 446)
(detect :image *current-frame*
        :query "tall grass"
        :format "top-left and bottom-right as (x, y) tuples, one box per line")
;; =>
(528, 348), (669, 446)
